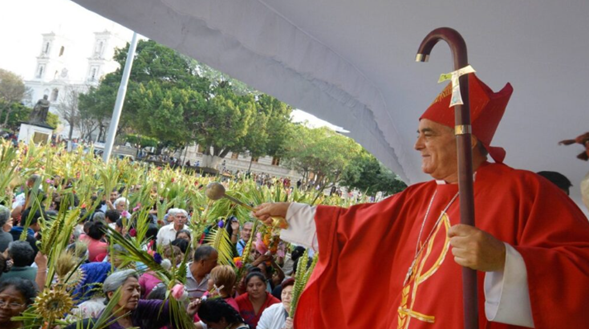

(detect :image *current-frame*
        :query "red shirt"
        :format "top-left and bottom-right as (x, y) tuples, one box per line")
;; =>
(81, 236), (108, 262)
(235, 292), (280, 329)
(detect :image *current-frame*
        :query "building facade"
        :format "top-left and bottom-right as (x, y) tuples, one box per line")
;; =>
(24, 30), (127, 139)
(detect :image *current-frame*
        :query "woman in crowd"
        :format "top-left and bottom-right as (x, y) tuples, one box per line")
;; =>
(139, 245), (183, 298)
(175, 229), (191, 243)
(207, 265), (239, 309)
(257, 279), (294, 329)
(69, 261), (112, 320)
(235, 271), (280, 329)
(197, 298), (249, 329)
(0, 278), (37, 329)
(81, 220), (108, 262)
(194, 264), (239, 325)
(66, 269), (198, 329)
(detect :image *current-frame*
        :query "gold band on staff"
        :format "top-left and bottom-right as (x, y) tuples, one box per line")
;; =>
(455, 125), (472, 135)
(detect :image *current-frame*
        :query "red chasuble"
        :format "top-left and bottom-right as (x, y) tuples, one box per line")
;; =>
(294, 162), (589, 329)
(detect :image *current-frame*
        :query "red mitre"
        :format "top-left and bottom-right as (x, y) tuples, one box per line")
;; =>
(420, 74), (513, 163)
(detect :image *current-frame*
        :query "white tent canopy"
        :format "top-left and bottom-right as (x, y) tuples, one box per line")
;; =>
(72, 0), (589, 210)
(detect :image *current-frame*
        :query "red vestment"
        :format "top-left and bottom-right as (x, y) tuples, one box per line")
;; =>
(294, 162), (589, 329)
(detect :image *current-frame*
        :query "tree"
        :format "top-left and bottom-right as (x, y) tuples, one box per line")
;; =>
(46, 112), (60, 130)
(191, 85), (256, 166)
(56, 85), (83, 139)
(0, 68), (28, 128)
(79, 83), (116, 142)
(341, 150), (407, 196)
(283, 126), (362, 189)
(80, 40), (211, 147)
(79, 40), (294, 168)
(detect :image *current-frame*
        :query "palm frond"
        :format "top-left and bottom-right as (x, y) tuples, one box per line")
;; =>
(289, 250), (318, 318)
(205, 225), (235, 267)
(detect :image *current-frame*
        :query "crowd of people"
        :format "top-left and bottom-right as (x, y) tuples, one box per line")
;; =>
(0, 171), (313, 329)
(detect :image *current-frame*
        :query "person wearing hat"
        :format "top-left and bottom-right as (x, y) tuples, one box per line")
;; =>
(253, 74), (589, 328)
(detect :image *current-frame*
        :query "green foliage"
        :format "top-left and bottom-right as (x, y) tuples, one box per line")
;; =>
(243, 94), (294, 158)
(0, 68), (27, 126)
(123, 133), (159, 148)
(47, 111), (60, 129)
(282, 125), (362, 187)
(79, 40), (292, 160)
(289, 250), (318, 318)
(341, 150), (407, 196)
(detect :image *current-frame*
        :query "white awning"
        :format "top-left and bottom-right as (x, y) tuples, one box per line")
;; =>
(71, 0), (589, 210)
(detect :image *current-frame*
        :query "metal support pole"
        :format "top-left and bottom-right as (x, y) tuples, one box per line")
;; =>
(103, 32), (138, 163)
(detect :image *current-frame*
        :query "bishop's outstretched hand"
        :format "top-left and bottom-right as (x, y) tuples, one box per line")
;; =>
(253, 202), (291, 226)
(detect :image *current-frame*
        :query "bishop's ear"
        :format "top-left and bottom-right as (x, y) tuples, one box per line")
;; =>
(470, 135), (479, 149)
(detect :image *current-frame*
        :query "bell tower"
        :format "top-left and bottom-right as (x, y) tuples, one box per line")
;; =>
(34, 32), (72, 83)
(86, 30), (126, 85)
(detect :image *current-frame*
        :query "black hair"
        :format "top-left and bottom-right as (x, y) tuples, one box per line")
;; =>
(8, 241), (35, 267)
(197, 298), (245, 326)
(291, 247), (307, 275)
(0, 278), (37, 305)
(105, 210), (121, 223)
(175, 229), (191, 239)
(87, 221), (106, 240)
(245, 271), (267, 285)
(170, 238), (189, 254)
(225, 216), (237, 237)
(247, 266), (262, 274)
(193, 245), (216, 262)
(146, 283), (167, 300)
(291, 246), (306, 263)
(146, 224), (159, 250)
(537, 171), (573, 195)
(0, 253), (7, 274)
(20, 208), (47, 226)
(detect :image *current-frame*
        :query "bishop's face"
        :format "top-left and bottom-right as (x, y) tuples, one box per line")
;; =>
(414, 119), (459, 183)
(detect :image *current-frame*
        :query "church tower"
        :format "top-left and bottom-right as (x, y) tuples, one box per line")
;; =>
(86, 30), (126, 86)
(29, 32), (74, 105)
(34, 32), (72, 84)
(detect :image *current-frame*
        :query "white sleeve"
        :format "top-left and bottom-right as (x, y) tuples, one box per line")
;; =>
(279, 203), (319, 252)
(484, 243), (535, 328)
(256, 308), (271, 329)
(156, 229), (164, 247)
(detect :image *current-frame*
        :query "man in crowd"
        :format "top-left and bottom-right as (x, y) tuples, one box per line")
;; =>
(156, 208), (189, 246)
(11, 174), (41, 211)
(100, 188), (120, 212)
(186, 245), (218, 299)
(254, 74), (589, 328)
(10, 208), (43, 256)
(104, 209), (120, 229)
(113, 197), (130, 218)
(536, 171), (573, 195)
(236, 221), (253, 256)
(1, 241), (37, 282)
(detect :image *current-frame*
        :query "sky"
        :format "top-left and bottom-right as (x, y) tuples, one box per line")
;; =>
(0, 0), (340, 129)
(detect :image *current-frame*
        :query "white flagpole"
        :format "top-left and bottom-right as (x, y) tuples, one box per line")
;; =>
(103, 32), (138, 163)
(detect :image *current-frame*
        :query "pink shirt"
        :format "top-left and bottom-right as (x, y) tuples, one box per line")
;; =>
(81, 236), (108, 262)
(139, 271), (162, 298)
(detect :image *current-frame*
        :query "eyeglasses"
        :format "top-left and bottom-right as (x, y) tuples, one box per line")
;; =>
(0, 299), (26, 308)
